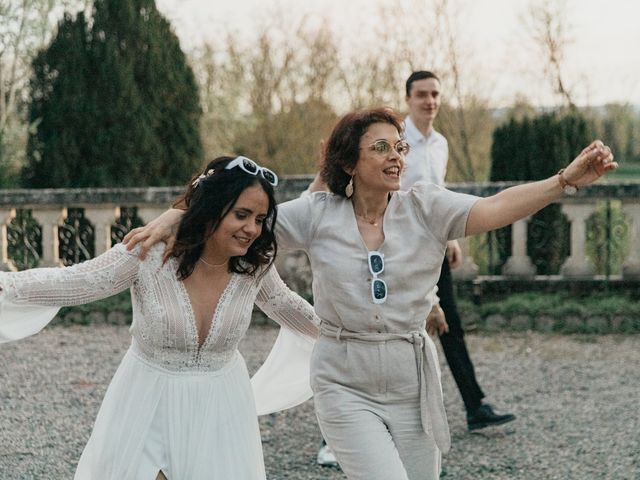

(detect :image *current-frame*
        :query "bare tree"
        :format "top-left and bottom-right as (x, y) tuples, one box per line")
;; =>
(189, 38), (247, 160)
(185, 0), (494, 179)
(297, 19), (340, 104)
(336, 0), (446, 110)
(427, 0), (494, 181)
(522, 0), (576, 108)
(191, 11), (342, 174)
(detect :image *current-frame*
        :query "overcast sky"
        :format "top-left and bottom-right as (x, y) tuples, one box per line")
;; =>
(155, 0), (640, 107)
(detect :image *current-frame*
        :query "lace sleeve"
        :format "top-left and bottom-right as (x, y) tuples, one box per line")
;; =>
(0, 243), (139, 307)
(255, 266), (319, 339)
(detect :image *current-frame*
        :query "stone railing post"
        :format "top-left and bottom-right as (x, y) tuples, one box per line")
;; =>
(138, 206), (169, 226)
(84, 206), (120, 256)
(451, 237), (479, 280)
(502, 216), (536, 278)
(32, 208), (67, 267)
(0, 208), (17, 271)
(622, 202), (640, 279)
(560, 203), (596, 278)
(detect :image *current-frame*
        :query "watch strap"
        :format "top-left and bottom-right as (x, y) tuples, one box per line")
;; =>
(557, 168), (578, 191)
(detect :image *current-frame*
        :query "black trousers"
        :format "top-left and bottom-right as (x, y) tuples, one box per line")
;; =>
(437, 257), (485, 413)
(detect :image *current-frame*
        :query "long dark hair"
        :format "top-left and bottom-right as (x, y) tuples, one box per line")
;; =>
(170, 156), (278, 280)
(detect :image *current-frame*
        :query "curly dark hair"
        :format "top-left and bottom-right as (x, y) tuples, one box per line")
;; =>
(170, 156), (278, 280)
(321, 107), (404, 197)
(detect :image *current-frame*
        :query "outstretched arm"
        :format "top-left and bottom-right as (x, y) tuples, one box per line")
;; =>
(466, 140), (616, 236)
(0, 244), (139, 307)
(0, 244), (140, 342)
(124, 142), (329, 257)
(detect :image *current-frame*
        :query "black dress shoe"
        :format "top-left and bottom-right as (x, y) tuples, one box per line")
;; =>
(467, 404), (516, 431)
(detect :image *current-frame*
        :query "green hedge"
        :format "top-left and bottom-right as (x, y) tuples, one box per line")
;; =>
(480, 292), (639, 317)
(458, 293), (640, 333)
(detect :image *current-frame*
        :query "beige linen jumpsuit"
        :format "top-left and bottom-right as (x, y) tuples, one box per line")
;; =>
(276, 182), (479, 480)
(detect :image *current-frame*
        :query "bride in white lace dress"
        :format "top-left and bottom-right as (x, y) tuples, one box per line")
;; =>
(0, 156), (319, 480)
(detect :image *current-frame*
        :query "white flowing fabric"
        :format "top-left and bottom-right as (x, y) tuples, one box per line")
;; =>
(0, 243), (319, 480)
(251, 326), (315, 415)
(0, 300), (60, 342)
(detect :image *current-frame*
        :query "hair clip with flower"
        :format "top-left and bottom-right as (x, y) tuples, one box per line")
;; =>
(192, 168), (215, 188)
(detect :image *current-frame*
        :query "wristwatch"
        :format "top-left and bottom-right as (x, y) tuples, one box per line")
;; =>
(557, 168), (578, 195)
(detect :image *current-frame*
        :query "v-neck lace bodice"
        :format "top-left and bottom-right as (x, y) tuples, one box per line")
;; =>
(0, 243), (319, 372)
(176, 269), (239, 351)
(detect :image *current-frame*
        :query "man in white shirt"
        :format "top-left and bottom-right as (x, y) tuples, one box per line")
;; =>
(403, 70), (515, 431)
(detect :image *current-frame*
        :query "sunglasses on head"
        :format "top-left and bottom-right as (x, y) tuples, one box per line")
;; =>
(225, 156), (279, 186)
(368, 250), (387, 304)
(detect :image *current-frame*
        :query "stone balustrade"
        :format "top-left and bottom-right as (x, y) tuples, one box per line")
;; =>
(0, 180), (639, 286)
(0, 187), (180, 270)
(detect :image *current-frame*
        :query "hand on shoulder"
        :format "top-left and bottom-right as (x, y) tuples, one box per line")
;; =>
(123, 209), (184, 261)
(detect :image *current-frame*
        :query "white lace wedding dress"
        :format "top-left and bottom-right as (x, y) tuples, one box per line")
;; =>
(0, 243), (318, 479)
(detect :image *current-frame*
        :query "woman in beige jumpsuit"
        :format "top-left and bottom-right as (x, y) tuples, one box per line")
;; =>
(125, 108), (616, 480)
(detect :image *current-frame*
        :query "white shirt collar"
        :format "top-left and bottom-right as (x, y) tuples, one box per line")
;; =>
(404, 116), (435, 145)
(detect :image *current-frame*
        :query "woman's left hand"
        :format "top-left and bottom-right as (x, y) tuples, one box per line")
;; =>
(563, 140), (618, 187)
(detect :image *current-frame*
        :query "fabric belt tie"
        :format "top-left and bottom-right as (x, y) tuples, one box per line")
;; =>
(320, 322), (451, 454)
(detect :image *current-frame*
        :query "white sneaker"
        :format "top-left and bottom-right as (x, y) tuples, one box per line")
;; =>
(316, 444), (339, 467)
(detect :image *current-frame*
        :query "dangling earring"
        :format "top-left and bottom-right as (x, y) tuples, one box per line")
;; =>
(345, 176), (354, 198)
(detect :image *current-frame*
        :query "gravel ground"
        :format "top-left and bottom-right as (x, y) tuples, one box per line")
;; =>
(1, 324), (639, 480)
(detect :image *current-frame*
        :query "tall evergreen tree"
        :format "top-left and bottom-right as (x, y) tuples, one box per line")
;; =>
(490, 111), (590, 274)
(26, 12), (91, 187)
(491, 112), (589, 183)
(24, 0), (202, 187)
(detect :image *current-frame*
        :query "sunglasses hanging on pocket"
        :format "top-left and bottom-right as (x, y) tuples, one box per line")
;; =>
(368, 251), (387, 304)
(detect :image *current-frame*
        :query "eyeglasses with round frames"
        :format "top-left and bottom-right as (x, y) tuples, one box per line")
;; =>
(361, 139), (410, 156)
